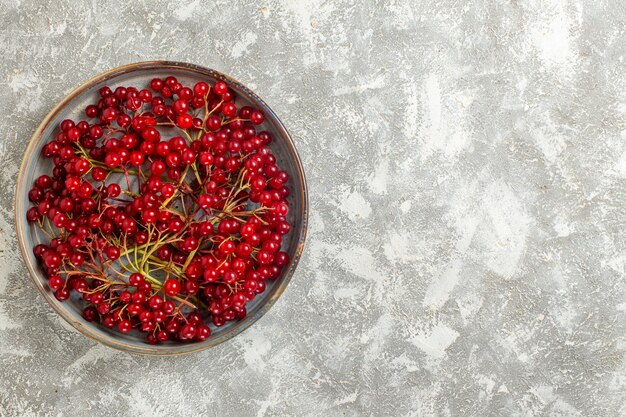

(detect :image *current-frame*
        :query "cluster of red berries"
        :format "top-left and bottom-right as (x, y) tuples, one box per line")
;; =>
(26, 75), (292, 344)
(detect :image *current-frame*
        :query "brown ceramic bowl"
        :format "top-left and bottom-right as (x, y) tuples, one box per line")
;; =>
(15, 61), (308, 355)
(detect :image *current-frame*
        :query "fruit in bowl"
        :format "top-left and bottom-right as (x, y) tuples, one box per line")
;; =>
(15, 62), (307, 354)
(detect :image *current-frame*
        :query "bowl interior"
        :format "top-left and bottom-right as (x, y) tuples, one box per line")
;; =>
(15, 62), (307, 355)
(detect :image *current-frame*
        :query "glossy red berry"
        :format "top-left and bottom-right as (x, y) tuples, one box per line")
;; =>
(150, 78), (164, 91)
(176, 114), (193, 129)
(117, 320), (132, 333)
(213, 81), (227, 95)
(163, 279), (181, 297)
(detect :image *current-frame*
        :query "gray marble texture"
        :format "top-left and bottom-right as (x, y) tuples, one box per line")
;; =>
(0, 0), (625, 416)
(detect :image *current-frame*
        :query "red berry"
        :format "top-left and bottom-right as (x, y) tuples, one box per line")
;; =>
(54, 288), (70, 301)
(250, 110), (264, 125)
(106, 183), (122, 198)
(193, 82), (209, 97)
(194, 325), (211, 341)
(118, 320), (132, 333)
(222, 102), (237, 118)
(141, 127), (160, 142)
(176, 114), (193, 129)
(150, 78), (164, 91)
(106, 246), (120, 260)
(163, 279), (181, 297)
(214, 81), (228, 95)
(172, 99), (188, 114)
(48, 275), (63, 291)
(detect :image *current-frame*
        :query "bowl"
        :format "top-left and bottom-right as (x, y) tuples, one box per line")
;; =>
(14, 61), (308, 355)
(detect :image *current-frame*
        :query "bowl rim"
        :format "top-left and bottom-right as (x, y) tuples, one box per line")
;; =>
(14, 60), (309, 355)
